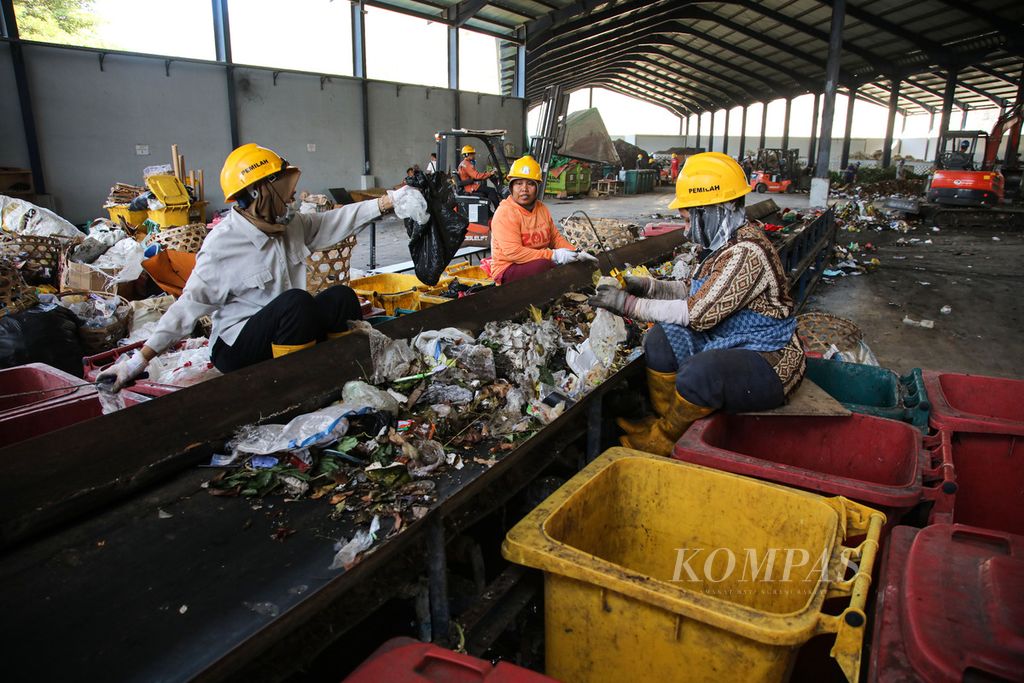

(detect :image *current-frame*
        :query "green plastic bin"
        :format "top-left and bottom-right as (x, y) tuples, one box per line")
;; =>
(624, 169), (641, 195)
(805, 358), (930, 431)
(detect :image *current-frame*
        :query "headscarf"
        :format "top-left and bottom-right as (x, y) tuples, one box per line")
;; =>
(688, 200), (746, 253)
(237, 168), (300, 235)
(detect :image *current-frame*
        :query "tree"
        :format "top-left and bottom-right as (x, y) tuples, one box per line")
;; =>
(12, 0), (99, 45)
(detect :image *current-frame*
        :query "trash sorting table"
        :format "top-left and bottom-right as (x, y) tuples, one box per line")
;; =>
(0, 230), (689, 683)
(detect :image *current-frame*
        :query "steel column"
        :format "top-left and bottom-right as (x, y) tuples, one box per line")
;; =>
(781, 97), (792, 151)
(448, 27), (460, 128)
(739, 105), (747, 159)
(882, 80), (900, 167)
(696, 113), (702, 149)
(960, 105), (968, 130)
(812, 0), (845, 208)
(840, 88), (856, 169)
(709, 110), (715, 153)
(1005, 68), (1024, 165)
(512, 29), (526, 99)
(352, 2), (371, 175)
(723, 108), (730, 154)
(212, 0), (239, 149)
(808, 93), (820, 168)
(1, 0), (46, 194)
(925, 110), (936, 162)
(935, 69), (958, 164)
(758, 103), (767, 152)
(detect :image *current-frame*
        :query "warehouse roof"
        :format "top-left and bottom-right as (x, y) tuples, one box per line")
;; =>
(370, 0), (1023, 116)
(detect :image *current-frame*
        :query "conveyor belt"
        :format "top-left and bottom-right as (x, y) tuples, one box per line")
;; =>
(0, 232), (686, 683)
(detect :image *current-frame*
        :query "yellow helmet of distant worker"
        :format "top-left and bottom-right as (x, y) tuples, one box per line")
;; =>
(672, 152), (679, 159)
(461, 145), (477, 155)
(506, 155), (543, 183)
(220, 143), (297, 202)
(669, 152), (751, 209)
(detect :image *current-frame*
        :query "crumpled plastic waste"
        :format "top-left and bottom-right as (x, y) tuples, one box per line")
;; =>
(146, 338), (219, 388)
(349, 321), (417, 383)
(70, 222), (127, 264)
(97, 384), (126, 415)
(91, 237), (146, 283)
(589, 276), (628, 367)
(448, 343), (496, 382)
(129, 294), (175, 333)
(61, 292), (119, 329)
(419, 383), (474, 405)
(479, 318), (561, 397)
(389, 186), (430, 225)
(342, 380), (400, 415)
(408, 439), (446, 478)
(411, 327), (476, 368)
(329, 515), (381, 570)
(231, 404), (360, 456)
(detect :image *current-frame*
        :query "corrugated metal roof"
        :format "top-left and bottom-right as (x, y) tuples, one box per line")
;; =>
(365, 0), (1024, 115)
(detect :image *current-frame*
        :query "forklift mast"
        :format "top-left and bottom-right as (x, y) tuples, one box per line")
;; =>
(529, 84), (571, 195)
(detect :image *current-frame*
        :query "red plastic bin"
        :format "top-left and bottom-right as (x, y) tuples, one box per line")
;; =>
(0, 363), (89, 414)
(673, 413), (952, 525)
(868, 524), (1024, 682)
(923, 370), (1024, 436)
(0, 390), (146, 448)
(926, 429), (1024, 534)
(343, 637), (556, 682)
(642, 221), (686, 238)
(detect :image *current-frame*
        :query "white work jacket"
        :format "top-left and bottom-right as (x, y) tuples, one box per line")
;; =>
(146, 201), (381, 353)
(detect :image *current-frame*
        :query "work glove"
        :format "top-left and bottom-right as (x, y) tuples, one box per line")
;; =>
(588, 285), (629, 316)
(623, 275), (653, 297)
(551, 248), (579, 265)
(96, 350), (148, 393)
(576, 251), (599, 264)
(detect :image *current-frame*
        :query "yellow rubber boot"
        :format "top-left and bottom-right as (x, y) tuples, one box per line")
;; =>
(271, 340), (315, 358)
(617, 369), (677, 435)
(619, 391), (713, 456)
(326, 329), (354, 340)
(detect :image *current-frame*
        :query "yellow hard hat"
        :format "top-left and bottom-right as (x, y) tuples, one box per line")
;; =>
(220, 143), (295, 202)
(506, 155), (542, 183)
(672, 152), (678, 159)
(637, 153), (643, 158)
(669, 152), (751, 209)
(461, 145), (476, 155)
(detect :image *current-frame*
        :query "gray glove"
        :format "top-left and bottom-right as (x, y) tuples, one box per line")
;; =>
(623, 275), (653, 297)
(588, 285), (629, 316)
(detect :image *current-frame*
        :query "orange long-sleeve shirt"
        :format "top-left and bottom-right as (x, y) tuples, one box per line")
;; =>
(458, 158), (490, 193)
(489, 197), (574, 282)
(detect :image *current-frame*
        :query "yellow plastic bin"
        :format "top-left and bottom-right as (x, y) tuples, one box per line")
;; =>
(106, 205), (149, 227)
(502, 448), (884, 683)
(418, 277), (493, 309)
(146, 174), (192, 228)
(444, 261), (492, 282)
(350, 273), (435, 315)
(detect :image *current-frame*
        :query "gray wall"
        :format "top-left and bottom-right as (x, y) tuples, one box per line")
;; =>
(0, 43), (526, 224)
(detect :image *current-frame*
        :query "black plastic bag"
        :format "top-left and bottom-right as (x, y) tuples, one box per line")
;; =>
(404, 171), (469, 286)
(0, 306), (86, 377)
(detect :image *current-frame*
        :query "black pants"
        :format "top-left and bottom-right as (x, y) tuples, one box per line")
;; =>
(211, 286), (362, 373)
(643, 324), (785, 413)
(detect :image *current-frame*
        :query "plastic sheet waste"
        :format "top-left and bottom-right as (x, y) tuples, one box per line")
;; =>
(478, 318), (561, 397)
(0, 306), (85, 376)
(97, 384), (126, 415)
(589, 276), (627, 367)
(92, 237), (146, 284)
(342, 380), (400, 415)
(129, 295), (175, 333)
(389, 186), (430, 225)
(411, 327), (476, 368)
(403, 171), (470, 286)
(146, 338), (219, 388)
(329, 515), (381, 570)
(349, 321), (418, 384)
(232, 404), (358, 456)
(0, 195), (81, 238)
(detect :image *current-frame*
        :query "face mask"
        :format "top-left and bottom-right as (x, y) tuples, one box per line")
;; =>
(688, 201), (746, 252)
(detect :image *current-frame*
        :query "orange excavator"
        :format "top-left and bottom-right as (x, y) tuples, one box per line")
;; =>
(928, 102), (1023, 207)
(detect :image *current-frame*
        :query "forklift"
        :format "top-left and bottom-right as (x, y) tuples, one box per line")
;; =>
(749, 148), (802, 194)
(434, 129), (512, 246)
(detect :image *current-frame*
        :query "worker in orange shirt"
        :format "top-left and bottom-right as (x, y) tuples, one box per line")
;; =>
(489, 155), (597, 285)
(670, 152), (681, 180)
(458, 145), (500, 209)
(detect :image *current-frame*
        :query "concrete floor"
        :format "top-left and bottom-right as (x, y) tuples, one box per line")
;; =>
(347, 187), (1022, 379)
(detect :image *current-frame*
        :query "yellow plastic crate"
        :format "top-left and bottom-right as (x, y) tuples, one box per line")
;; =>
(351, 273), (434, 315)
(502, 448), (884, 683)
(146, 174), (191, 228)
(443, 261), (492, 282)
(106, 205), (149, 227)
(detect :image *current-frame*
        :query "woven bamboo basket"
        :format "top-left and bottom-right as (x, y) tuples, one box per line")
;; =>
(306, 235), (357, 294)
(0, 259), (38, 319)
(0, 233), (79, 286)
(150, 224), (209, 253)
(58, 289), (133, 354)
(559, 216), (639, 252)
(796, 311), (863, 353)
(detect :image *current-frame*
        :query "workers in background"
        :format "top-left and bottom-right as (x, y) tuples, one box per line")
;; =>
(896, 158), (907, 180)
(458, 145), (500, 209)
(489, 154), (598, 285)
(425, 152), (438, 175)
(670, 152), (681, 180)
(588, 152), (805, 455)
(99, 143), (416, 391)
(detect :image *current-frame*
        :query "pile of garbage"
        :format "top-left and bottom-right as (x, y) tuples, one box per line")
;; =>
(830, 178), (925, 200)
(820, 199), (932, 281)
(201, 282), (659, 568)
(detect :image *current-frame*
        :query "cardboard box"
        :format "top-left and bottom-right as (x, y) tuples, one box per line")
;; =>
(60, 260), (146, 298)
